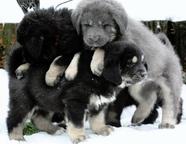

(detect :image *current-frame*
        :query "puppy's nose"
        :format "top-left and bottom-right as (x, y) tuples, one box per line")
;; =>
(140, 72), (147, 78)
(138, 69), (147, 78)
(88, 35), (100, 42)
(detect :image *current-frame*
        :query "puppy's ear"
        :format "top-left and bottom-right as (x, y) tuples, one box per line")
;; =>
(102, 61), (122, 85)
(107, 2), (128, 36)
(71, 9), (82, 35)
(102, 46), (122, 85)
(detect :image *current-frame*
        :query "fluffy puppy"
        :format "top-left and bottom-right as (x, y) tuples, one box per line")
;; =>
(106, 32), (183, 127)
(46, 0), (124, 84)
(7, 41), (147, 143)
(72, 0), (183, 128)
(14, 7), (83, 86)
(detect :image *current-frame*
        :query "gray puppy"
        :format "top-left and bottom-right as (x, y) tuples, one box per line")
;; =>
(72, 0), (183, 128)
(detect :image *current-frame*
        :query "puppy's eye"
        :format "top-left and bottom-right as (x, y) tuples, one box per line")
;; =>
(103, 24), (111, 28)
(83, 24), (92, 27)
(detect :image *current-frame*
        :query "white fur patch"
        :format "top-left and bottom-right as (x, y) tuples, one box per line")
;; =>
(45, 56), (65, 86)
(118, 81), (126, 89)
(141, 55), (145, 61)
(132, 56), (138, 63)
(91, 48), (105, 76)
(65, 53), (81, 81)
(89, 93), (116, 109)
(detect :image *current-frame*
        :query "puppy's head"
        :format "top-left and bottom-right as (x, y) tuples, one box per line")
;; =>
(71, 0), (128, 49)
(102, 42), (148, 86)
(16, 8), (58, 61)
(119, 43), (148, 87)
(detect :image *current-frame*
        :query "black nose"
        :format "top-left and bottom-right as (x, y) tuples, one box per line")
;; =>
(88, 35), (100, 42)
(140, 72), (147, 78)
(138, 69), (147, 78)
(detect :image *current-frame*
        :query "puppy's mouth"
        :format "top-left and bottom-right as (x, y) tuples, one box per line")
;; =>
(85, 40), (107, 49)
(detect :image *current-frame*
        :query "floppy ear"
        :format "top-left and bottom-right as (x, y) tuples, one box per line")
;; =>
(102, 45), (122, 85)
(107, 2), (128, 36)
(102, 62), (122, 85)
(71, 9), (82, 35)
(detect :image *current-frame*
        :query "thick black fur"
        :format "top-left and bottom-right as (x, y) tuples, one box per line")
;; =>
(7, 41), (147, 139)
(16, 7), (83, 67)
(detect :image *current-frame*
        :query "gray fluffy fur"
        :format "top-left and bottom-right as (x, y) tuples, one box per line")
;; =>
(72, 0), (183, 128)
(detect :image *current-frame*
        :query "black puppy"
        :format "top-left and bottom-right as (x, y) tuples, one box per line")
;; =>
(14, 7), (83, 84)
(7, 41), (147, 143)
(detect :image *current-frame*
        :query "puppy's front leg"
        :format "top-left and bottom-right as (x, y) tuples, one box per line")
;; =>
(65, 52), (81, 81)
(66, 102), (86, 143)
(15, 63), (30, 79)
(91, 48), (105, 76)
(129, 81), (158, 124)
(159, 83), (177, 128)
(45, 56), (66, 86)
(89, 108), (113, 136)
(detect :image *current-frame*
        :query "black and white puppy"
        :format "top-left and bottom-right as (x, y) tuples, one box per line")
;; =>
(106, 33), (183, 128)
(7, 41), (147, 143)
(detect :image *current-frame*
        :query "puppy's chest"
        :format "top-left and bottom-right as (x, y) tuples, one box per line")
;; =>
(89, 92), (116, 110)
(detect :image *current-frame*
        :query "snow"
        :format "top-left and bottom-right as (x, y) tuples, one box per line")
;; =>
(0, 68), (186, 144)
(0, 0), (186, 23)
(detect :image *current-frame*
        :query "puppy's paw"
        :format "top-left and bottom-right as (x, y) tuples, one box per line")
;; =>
(91, 60), (104, 76)
(54, 127), (66, 135)
(72, 135), (86, 144)
(15, 69), (24, 80)
(94, 126), (114, 136)
(15, 63), (30, 80)
(45, 70), (64, 86)
(65, 66), (77, 81)
(91, 48), (105, 76)
(158, 123), (175, 129)
(132, 115), (145, 124)
(131, 111), (147, 124)
(9, 133), (25, 141)
(131, 105), (152, 124)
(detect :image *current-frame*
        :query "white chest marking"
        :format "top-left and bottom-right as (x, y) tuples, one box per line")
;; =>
(89, 93), (116, 109)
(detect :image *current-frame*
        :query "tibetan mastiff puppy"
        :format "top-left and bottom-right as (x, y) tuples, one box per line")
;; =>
(45, 0), (125, 86)
(72, 0), (183, 128)
(7, 41), (148, 143)
(13, 7), (83, 86)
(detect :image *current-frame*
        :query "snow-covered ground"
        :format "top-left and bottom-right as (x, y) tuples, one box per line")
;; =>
(0, 68), (186, 144)
(0, 0), (186, 22)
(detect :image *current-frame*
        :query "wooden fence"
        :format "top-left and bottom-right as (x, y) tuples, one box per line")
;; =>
(0, 21), (186, 71)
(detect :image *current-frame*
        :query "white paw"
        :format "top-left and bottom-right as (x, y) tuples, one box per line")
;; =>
(65, 66), (77, 81)
(159, 123), (175, 129)
(94, 126), (114, 136)
(9, 133), (25, 141)
(45, 70), (63, 86)
(91, 48), (105, 76)
(91, 59), (104, 76)
(132, 112), (146, 124)
(15, 63), (30, 79)
(54, 128), (66, 135)
(65, 53), (80, 81)
(72, 135), (86, 144)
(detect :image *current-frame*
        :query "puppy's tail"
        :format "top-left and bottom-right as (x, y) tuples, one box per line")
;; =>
(156, 32), (173, 50)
